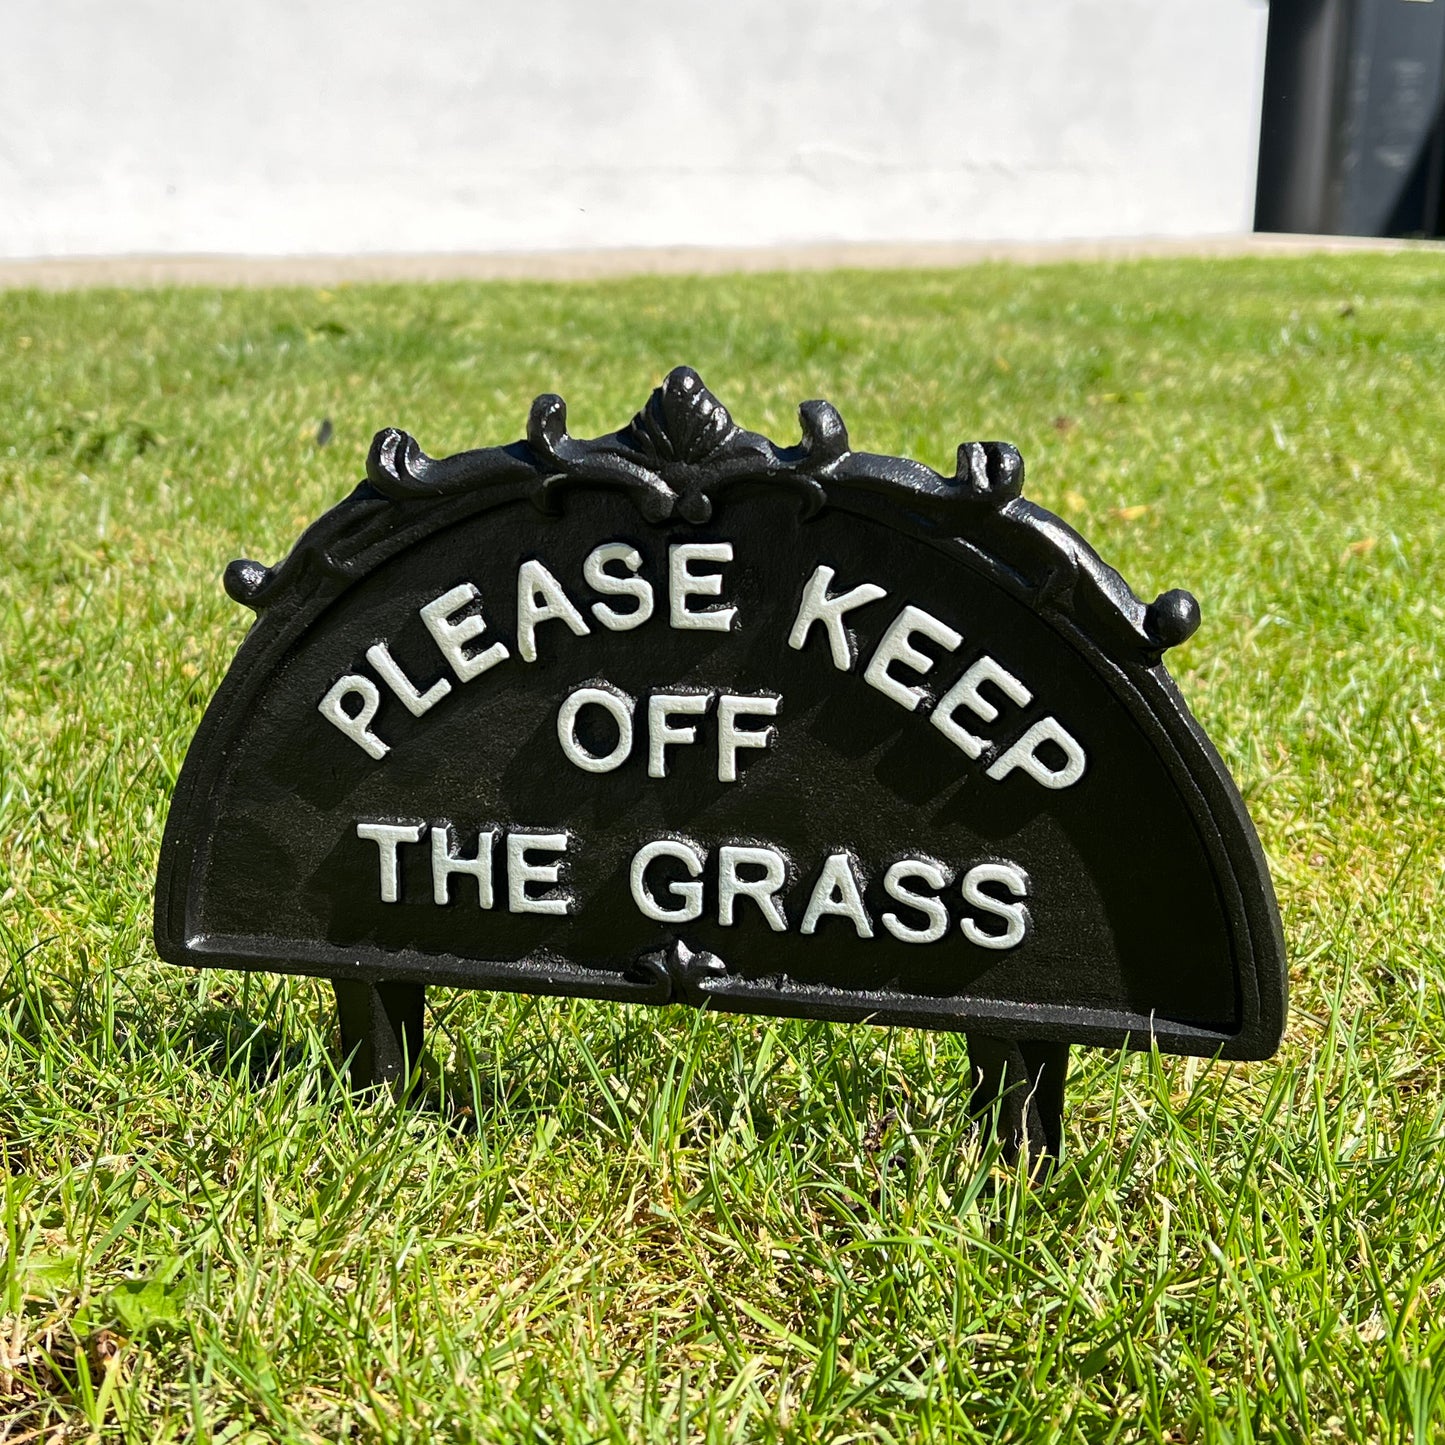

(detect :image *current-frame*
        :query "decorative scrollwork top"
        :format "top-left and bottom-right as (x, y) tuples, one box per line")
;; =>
(225, 365), (1199, 664)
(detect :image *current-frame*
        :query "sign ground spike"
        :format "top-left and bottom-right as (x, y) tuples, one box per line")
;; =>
(965, 1033), (1070, 1175)
(332, 979), (425, 1099)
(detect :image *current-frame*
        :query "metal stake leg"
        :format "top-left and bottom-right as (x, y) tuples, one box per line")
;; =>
(965, 1033), (1069, 1176)
(331, 979), (426, 1097)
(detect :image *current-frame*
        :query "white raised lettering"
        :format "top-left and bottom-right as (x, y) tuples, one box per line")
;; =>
(669, 542), (736, 631)
(420, 583), (508, 683)
(431, 824), (496, 907)
(320, 675), (390, 759)
(357, 820), (425, 902)
(517, 560), (590, 662)
(717, 845), (788, 931)
(881, 859), (951, 943)
(557, 686), (635, 773)
(366, 641), (452, 718)
(986, 717), (1087, 789)
(716, 694), (779, 782)
(648, 692), (710, 778)
(630, 839), (706, 923)
(787, 565), (888, 670)
(506, 832), (571, 915)
(584, 542), (654, 631)
(931, 655), (1031, 759)
(800, 853), (874, 938)
(863, 605), (963, 711)
(960, 862), (1031, 949)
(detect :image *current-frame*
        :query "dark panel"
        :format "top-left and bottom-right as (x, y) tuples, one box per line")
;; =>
(1257, 0), (1445, 236)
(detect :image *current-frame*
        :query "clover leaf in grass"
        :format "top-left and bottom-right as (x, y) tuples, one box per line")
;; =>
(94, 1273), (194, 1336)
(15, 1247), (81, 1300)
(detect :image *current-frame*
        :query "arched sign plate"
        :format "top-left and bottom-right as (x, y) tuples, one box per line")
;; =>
(156, 369), (1286, 1099)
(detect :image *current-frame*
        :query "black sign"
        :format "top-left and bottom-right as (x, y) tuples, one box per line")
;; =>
(156, 368), (1286, 1164)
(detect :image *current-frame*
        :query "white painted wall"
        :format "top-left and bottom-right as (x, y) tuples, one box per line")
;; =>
(2, 0), (1268, 259)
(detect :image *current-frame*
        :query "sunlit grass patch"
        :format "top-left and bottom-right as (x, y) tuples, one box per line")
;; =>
(1, 253), (1443, 1441)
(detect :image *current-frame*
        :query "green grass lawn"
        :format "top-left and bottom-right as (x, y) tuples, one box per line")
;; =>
(1, 254), (1442, 1443)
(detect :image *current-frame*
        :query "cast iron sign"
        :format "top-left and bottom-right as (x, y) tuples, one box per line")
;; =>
(156, 368), (1287, 1165)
